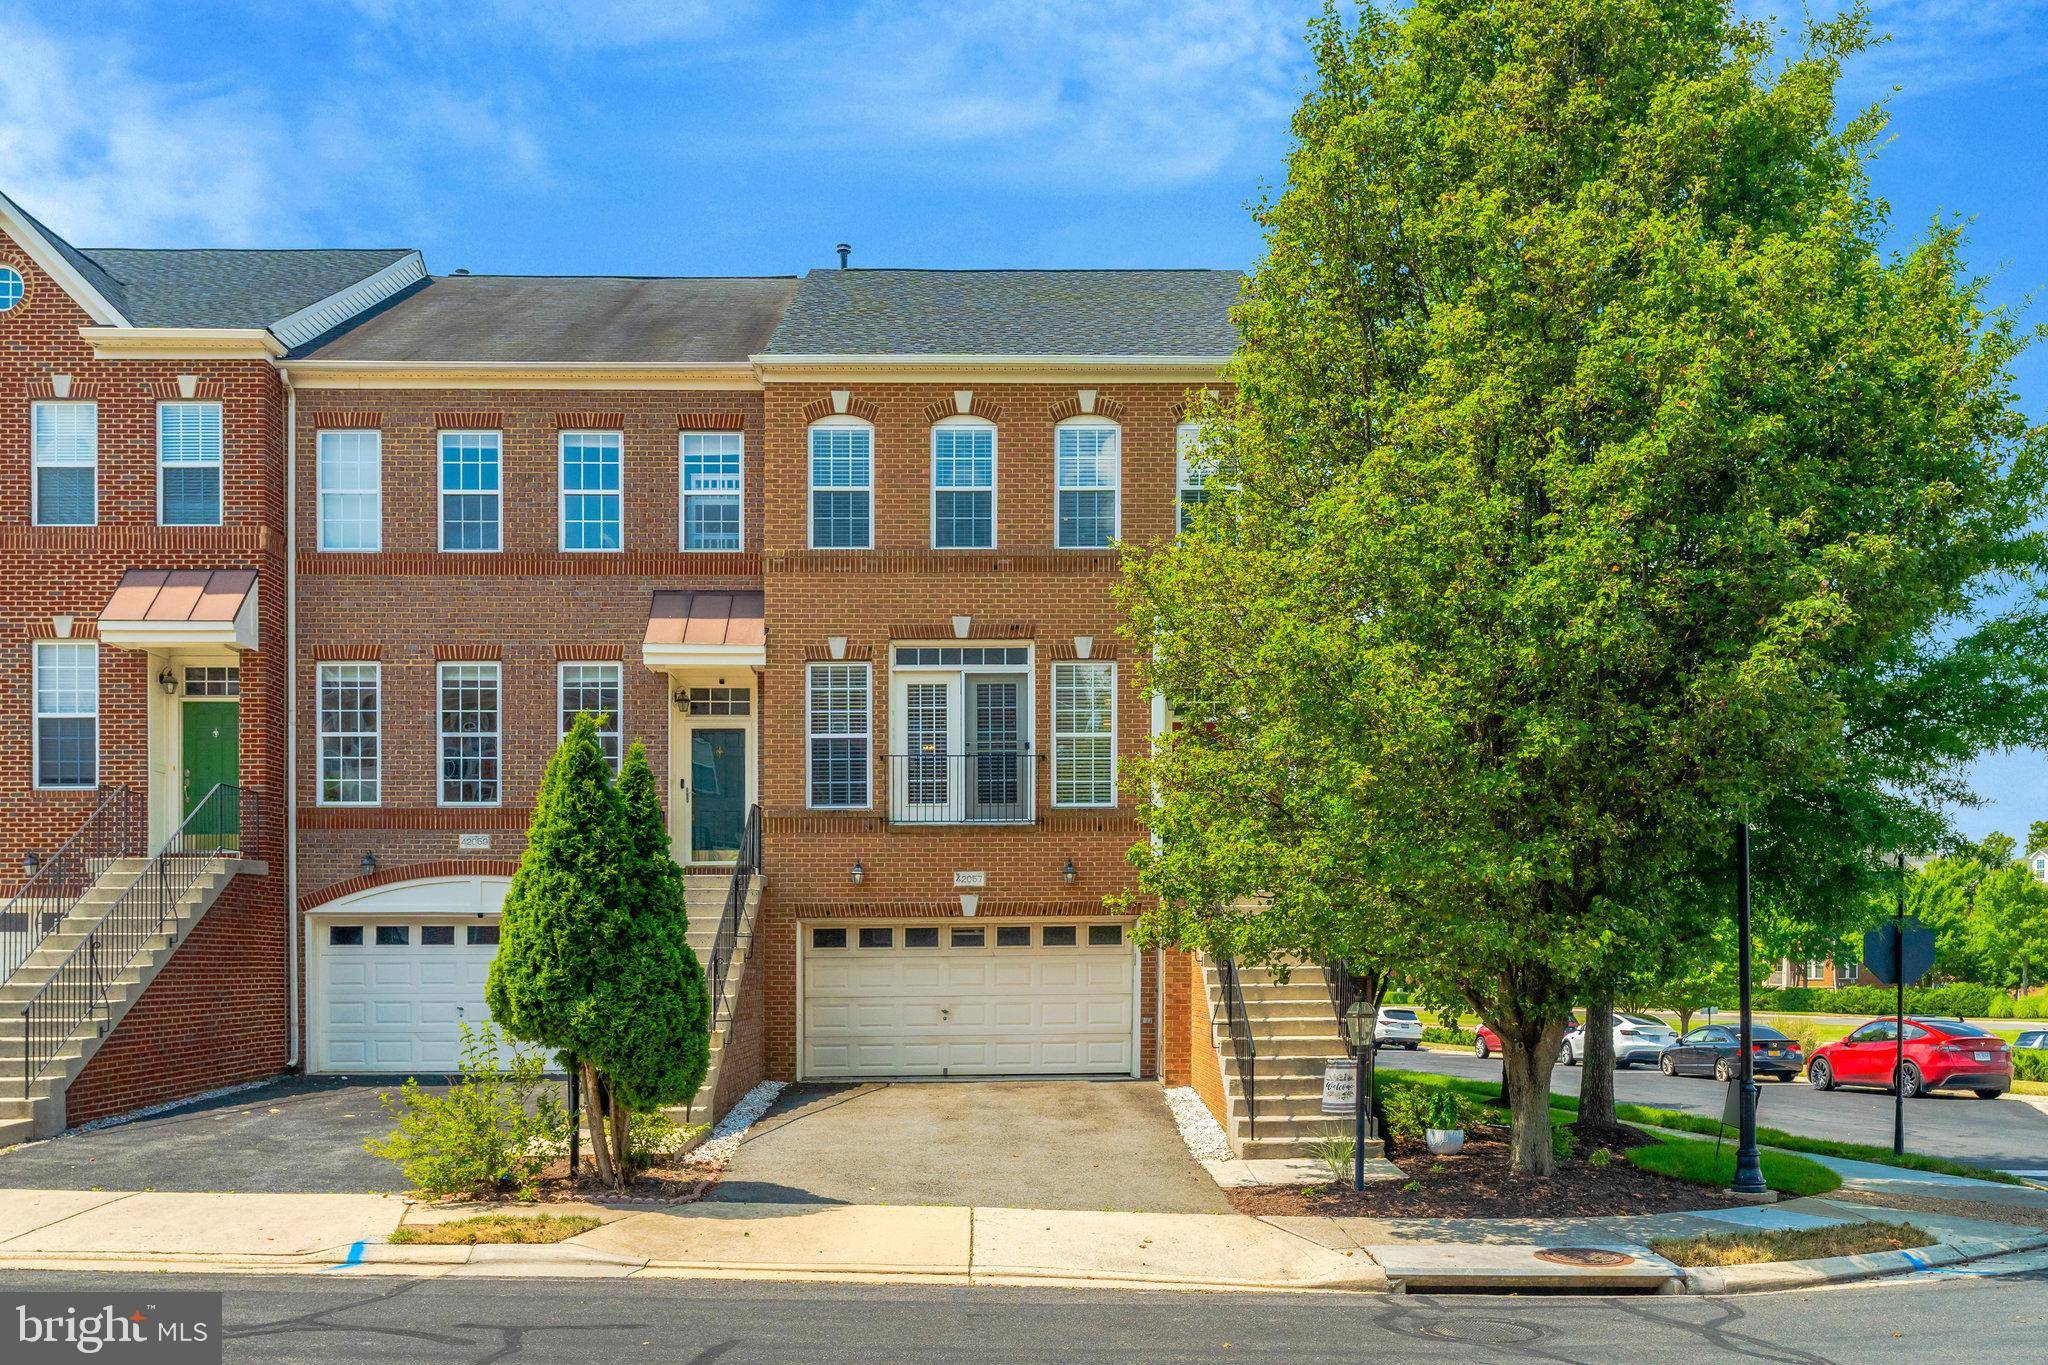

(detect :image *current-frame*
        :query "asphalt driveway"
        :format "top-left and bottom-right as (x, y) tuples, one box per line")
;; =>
(0, 1075), (485, 1193)
(707, 1080), (1231, 1213)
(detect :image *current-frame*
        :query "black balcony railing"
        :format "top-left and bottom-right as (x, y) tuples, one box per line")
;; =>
(22, 784), (258, 1096)
(1, 787), (141, 984)
(886, 747), (1037, 824)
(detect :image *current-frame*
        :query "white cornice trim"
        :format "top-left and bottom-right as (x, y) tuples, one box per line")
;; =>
(270, 251), (429, 349)
(753, 353), (1231, 382)
(0, 192), (129, 325)
(280, 359), (761, 390)
(82, 327), (286, 359)
(642, 643), (767, 672)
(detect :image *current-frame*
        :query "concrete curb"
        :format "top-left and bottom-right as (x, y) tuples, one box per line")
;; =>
(1678, 1230), (2048, 1295)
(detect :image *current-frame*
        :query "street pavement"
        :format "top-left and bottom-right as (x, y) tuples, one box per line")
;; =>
(1377, 1047), (2048, 1172)
(3, 1260), (2045, 1362)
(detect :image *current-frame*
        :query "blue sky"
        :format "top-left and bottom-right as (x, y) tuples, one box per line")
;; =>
(5, 0), (2044, 840)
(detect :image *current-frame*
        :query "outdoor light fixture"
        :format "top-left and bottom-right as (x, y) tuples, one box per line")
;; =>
(23, 851), (40, 877)
(1344, 1000), (1374, 1051)
(850, 860), (864, 885)
(672, 687), (690, 710)
(360, 851), (378, 877)
(157, 668), (179, 696)
(1062, 859), (1077, 884)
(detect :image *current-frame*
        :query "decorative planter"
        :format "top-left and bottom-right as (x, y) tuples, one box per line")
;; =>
(1425, 1127), (1465, 1156)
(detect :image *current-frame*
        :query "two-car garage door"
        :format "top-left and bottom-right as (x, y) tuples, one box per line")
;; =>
(802, 921), (1136, 1079)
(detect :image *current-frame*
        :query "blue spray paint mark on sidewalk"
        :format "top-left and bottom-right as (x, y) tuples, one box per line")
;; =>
(327, 1240), (366, 1270)
(1900, 1250), (1928, 1270)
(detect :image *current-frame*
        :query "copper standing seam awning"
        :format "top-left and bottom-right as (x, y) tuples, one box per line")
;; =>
(98, 569), (259, 651)
(642, 590), (765, 671)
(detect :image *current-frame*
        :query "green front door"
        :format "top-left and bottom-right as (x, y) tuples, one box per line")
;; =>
(182, 700), (240, 839)
(689, 728), (745, 863)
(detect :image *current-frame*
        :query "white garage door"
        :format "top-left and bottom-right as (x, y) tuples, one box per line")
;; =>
(802, 921), (1135, 1079)
(310, 876), (513, 1074)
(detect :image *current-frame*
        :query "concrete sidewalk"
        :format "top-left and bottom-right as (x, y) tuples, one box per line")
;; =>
(1, 1180), (2045, 1294)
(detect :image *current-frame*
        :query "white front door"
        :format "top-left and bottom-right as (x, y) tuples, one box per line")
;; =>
(801, 921), (1135, 1078)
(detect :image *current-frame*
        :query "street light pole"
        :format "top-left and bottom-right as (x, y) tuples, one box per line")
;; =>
(1732, 821), (1767, 1195)
(1894, 851), (1907, 1158)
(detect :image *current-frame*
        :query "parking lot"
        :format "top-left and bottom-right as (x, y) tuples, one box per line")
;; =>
(1377, 1048), (2048, 1174)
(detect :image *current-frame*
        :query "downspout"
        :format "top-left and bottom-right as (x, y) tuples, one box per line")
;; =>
(283, 369), (300, 1069)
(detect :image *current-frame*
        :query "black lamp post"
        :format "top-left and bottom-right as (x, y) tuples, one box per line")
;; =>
(1732, 821), (1767, 1195)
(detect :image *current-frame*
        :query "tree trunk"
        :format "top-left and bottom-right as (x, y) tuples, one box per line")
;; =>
(1497, 1019), (1568, 1176)
(610, 1093), (631, 1183)
(1576, 986), (1616, 1136)
(1676, 1005), (1694, 1037)
(580, 1062), (618, 1187)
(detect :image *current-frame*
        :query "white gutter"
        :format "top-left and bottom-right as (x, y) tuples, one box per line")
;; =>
(283, 373), (300, 1069)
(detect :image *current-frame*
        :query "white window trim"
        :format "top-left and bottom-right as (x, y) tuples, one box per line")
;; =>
(930, 416), (998, 551)
(1053, 417), (1121, 550)
(1052, 659), (1118, 809)
(156, 400), (224, 528)
(316, 429), (382, 552)
(887, 643), (1035, 822)
(805, 660), (873, 809)
(316, 661), (381, 807)
(808, 417), (874, 551)
(1175, 420), (1212, 534)
(438, 429), (503, 554)
(31, 400), (98, 529)
(679, 430), (745, 553)
(32, 639), (98, 791)
(558, 430), (625, 553)
(437, 660), (502, 808)
(557, 660), (623, 772)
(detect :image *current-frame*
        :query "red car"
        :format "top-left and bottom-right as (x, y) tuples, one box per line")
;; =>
(1472, 1019), (1582, 1062)
(1807, 1017), (2012, 1099)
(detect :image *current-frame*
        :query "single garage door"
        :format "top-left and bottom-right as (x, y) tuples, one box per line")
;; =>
(802, 921), (1135, 1079)
(309, 876), (514, 1074)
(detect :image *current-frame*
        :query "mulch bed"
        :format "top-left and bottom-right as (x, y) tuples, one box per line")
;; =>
(1229, 1127), (1753, 1220)
(415, 1157), (720, 1206)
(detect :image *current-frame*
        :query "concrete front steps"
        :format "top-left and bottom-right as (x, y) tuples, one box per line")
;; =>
(0, 857), (257, 1145)
(1204, 958), (1386, 1162)
(674, 870), (765, 1131)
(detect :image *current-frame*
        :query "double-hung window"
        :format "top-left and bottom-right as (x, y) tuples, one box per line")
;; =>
(1053, 661), (1116, 807)
(440, 431), (502, 551)
(560, 431), (623, 551)
(1055, 422), (1119, 548)
(558, 661), (622, 769)
(317, 663), (380, 805)
(1176, 421), (1213, 533)
(31, 402), (97, 526)
(438, 662), (500, 806)
(809, 421), (872, 549)
(33, 641), (97, 789)
(317, 430), (381, 551)
(680, 432), (743, 551)
(806, 662), (871, 808)
(932, 419), (996, 549)
(158, 401), (223, 526)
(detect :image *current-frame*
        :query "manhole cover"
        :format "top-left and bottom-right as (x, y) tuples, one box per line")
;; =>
(1534, 1247), (1636, 1268)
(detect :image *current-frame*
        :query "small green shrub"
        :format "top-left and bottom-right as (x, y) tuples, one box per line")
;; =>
(1308, 1134), (1355, 1184)
(626, 1109), (705, 1169)
(1402, 1179), (1423, 1193)
(364, 1022), (569, 1200)
(1587, 1147), (1612, 1169)
(2014, 1051), (2048, 1083)
(1425, 1090), (1464, 1131)
(1422, 1026), (1477, 1047)
(1550, 1123), (1577, 1164)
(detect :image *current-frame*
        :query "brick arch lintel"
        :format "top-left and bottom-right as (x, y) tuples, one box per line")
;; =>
(299, 858), (520, 912)
(1047, 393), (1127, 424)
(800, 394), (881, 425)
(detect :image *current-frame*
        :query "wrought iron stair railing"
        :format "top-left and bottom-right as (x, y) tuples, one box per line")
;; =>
(1, 787), (139, 983)
(1214, 955), (1256, 1139)
(706, 803), (762, 1030)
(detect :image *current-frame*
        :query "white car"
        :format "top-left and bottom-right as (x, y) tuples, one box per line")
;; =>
(1558, 1013), (1678, 1067)
(1374, 1006), (1425, 1049)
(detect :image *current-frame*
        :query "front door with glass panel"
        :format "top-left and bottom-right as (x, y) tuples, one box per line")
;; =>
(897, 674), (1025, 821)
(689, 728), (746, 862)
(966, 676), (1023, 820)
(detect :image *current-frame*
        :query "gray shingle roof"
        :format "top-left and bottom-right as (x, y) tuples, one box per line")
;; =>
(76, 247), (415, 329)
(295, 274), (801, 364)
(764, 268), (1241, 357)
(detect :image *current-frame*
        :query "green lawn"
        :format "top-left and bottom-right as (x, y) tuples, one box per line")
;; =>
(1625, 1134), (1841, 1197)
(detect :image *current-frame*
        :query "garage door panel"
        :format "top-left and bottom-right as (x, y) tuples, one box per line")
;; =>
(901, 961), (944, 987)
(313, 902), (527, 1075)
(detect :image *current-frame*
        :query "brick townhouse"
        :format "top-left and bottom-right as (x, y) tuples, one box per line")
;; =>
(0, 188), (1282, 1152)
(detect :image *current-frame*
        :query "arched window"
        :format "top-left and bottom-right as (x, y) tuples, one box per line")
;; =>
(931, 416), (996, 549)
(1054, 417), (1119, 549)
(809, 416), (873, 549)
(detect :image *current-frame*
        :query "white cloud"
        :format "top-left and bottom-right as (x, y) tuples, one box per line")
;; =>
(1767, 0), (2048, 100)
(343, 0), (751, 52)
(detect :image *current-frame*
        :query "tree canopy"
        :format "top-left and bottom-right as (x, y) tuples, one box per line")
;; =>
(1120, 0), (2048, 1174)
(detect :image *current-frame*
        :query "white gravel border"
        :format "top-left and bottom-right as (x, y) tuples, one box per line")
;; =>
(1164, 1085), (1233, 1163)
(681, 1080), (786, 1167)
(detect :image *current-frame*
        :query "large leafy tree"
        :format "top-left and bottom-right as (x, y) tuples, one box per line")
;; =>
(1121, 0), (2048, 1174)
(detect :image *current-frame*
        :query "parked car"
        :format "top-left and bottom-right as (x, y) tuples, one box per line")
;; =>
(1472, 1019), (1583, 1062)
(1609, 1013), (1679, 1068)
(1657, 1023), (1804, 1081)
(1807, 1017), (2012, 1099)
(1374, 1006), (1425, 1049)
(2014, 1029), (2047, 1050)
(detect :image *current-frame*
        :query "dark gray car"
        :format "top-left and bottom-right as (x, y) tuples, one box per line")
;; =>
(1659, 1023), (1804, 1081)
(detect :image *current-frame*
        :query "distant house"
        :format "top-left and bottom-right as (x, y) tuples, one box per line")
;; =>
(1765, 956), (1870, 990)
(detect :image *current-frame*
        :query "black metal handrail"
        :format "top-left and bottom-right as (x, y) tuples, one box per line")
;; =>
(1, 787), (140, 983)
(1215, 955), (1256, 1139)
(21, 784), (258, 1096)
(886, 747), (1038, 824)
(706, 803), (762, 1030)
(1323, 958), (1362, 1059)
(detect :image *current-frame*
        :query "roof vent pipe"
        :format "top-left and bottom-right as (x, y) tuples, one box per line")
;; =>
(835, 243), (851, 270)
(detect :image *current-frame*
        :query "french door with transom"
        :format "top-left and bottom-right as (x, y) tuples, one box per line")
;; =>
(891, 651), (1032, 823)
